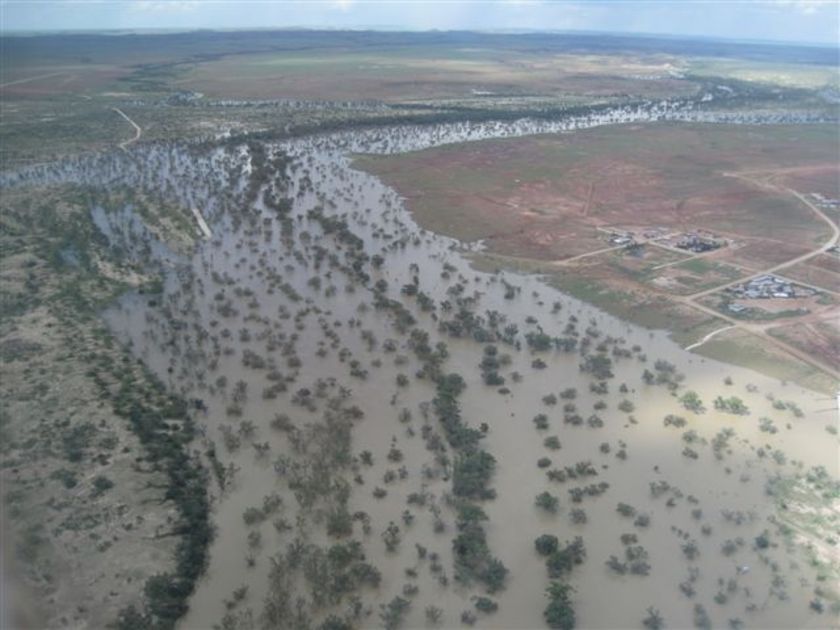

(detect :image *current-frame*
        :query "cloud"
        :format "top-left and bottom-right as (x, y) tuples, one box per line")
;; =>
(130, 0), (200, 13)
(769, 0), (831, 15)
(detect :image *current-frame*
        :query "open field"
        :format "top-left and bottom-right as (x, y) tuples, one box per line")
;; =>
(686, 56), (840, 89)
(2, 29), (837, 166)
(356, 123), (835, 263)
(769, 318), (840, 373)
(697, 327), (838, 393)
(355, 122), (839, 381)
(173, 48), (700, 102)
(783, 254), (840, 293)
(776, 164), (840, 198)
(0, 64), (129, 97)
(647, 257), (747, 295)
(599, 244), (690, 281)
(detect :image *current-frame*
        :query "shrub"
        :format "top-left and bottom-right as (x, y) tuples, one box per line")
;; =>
(535, 492), (559, 513)
(473, 596), (498, 614)
(535, 534), (560, 556)
(91, 475), (114, 497)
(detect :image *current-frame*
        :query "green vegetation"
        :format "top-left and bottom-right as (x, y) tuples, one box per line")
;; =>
(544, 582), (576, 630)
(535, 534), (560, 556)
(436, 375), (507, 593)
(454, 451), (498, 500)
(679, 390), (705, 413)
(713, 395), (749, 415)
(1, 184), (208, 628)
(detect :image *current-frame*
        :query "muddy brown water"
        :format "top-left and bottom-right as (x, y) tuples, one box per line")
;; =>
(9, 104), (835, 629)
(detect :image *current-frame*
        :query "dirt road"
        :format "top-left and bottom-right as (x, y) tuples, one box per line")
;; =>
(0, 72), (66, 88)
(678, 172), (839, 378)
(112, 107), (142, 150)
(687, 176), (839, 301)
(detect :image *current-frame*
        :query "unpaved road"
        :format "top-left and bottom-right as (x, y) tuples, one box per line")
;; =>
(684, 324), (736, 351)
(112, 107), (142, 149)
(0, 72), (66, 88)
(687, 176), (840, 300)
(679, 172), (840, 378)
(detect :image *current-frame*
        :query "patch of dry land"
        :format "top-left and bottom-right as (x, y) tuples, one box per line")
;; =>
(0, 186), (208, 628)
(174, 48), (699, 102)
(355, 122), (840, 388)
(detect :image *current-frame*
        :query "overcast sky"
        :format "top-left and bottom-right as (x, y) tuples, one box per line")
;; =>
(2, 1), (838, 46)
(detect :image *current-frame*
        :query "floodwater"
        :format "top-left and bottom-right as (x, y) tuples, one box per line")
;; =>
(7, 102), (837, 629)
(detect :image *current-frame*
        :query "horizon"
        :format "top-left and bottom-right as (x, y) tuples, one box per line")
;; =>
(1, 1), (838, 47)
(1, 24), (838, 50)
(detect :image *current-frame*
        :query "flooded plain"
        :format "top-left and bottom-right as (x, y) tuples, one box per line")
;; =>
(8, 103), (837, 628)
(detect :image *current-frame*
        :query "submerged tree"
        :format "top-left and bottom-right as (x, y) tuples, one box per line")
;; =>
(544, 581), (575, 630)
(642, 606), (665, 630)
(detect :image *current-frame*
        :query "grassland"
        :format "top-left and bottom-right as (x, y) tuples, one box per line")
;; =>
(769, 319), (840, 373)
(784, 254), (840, 293)
(356, 123), (836, 264)
(697, 328), (837, 394)
(686, 56), (840, 89)
(648, 258), (746, 294)
(173, 47), (699, 102)
(2, 30), (836, 166)
(356, 122), (839, 387)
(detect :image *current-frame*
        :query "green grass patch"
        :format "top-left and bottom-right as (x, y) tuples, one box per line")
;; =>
(697, 333), (835, 395)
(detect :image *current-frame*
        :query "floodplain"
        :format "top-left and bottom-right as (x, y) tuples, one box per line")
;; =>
(1, 28), (837, 630)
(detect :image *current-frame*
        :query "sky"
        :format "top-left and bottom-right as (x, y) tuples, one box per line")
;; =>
(1, 0), (838, 46)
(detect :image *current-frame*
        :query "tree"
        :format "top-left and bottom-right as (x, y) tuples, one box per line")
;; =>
(535, 491), (559, 513)
(326, 509), (353, 537)
(713, 396), (749, 415)
(144, 574), (189, 625)
(114, 605), (150, 630)
(382, 521), (401, 552)
(546, 537), (586, 578)
(544, 581), (575, 630)
(533, 414), (550, 430)
(321, 615), (353, 630)
(453, 450), (496, 500)
(618, 400), (634, 413)
(754, 532), (770, 550)
(425, 605), (443, 626)
(481, 558), (508, 593)
(535, 534), (560, 556)
(457, 503), (488, 525)
(581, 354), (613, 379)
(380, 596), (410, 630)
(473, 596), (498, 614)
(679, 390), (705, 413)
(642, 606), (665, 630)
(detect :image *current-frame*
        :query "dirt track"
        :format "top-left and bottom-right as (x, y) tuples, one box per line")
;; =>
(112, 107), (142, 150)
(679, 171), (840, 378)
